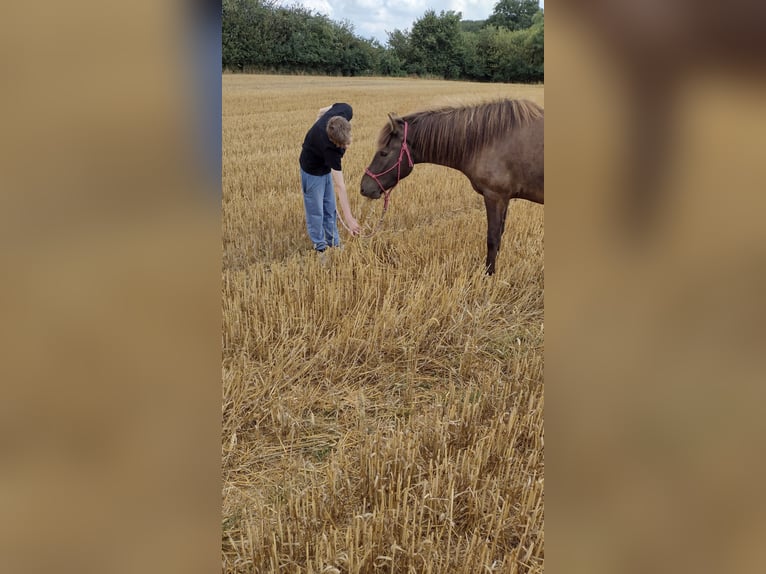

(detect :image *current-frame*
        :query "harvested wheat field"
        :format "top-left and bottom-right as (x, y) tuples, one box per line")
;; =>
(222, 75), (544, 573)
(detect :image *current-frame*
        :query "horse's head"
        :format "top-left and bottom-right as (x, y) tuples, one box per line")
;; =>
(360, 113), (414, 200)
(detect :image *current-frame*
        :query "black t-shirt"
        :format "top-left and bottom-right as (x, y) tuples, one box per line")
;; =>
(299, 103), (353, 176)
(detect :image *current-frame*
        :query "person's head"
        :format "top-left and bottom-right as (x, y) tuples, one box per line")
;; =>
(327, 116), (352, 148)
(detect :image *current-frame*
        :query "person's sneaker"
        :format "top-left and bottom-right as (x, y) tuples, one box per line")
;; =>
(317, 249), (328, 266)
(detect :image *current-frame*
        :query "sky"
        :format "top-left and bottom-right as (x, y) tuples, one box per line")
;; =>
(275, 0), (544, 45)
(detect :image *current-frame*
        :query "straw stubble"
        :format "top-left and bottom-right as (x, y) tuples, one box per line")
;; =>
(223, 75), (544, 573)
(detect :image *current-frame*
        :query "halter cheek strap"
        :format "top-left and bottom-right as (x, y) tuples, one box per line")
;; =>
(364, 121), (414, 209)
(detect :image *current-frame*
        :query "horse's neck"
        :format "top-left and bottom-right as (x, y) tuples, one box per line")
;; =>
(409, 123), (465, 172)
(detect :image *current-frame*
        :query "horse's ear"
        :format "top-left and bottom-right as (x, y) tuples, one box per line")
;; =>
(387, 113), (399, 133)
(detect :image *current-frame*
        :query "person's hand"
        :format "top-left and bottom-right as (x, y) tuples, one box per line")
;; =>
(346, 216), (361, 236)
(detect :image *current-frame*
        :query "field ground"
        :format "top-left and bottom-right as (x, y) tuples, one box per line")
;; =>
(222, 75), (544, 573)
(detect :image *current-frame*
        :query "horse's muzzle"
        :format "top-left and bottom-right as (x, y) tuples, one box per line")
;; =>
(360, 179), (382, 199)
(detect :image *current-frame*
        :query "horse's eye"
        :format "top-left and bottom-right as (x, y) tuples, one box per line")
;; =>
(379, 151), (388, 157)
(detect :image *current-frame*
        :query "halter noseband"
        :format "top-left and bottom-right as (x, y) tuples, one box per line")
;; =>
(364, 121), (414, 209)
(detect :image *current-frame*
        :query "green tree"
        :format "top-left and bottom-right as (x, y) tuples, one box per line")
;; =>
(222, 1), (542, 82)
(524, 12), (544, 80)
(460, 20), (485, 33)
(223, 0), (274, 70)
(486, 0), (540, 31)
(408, 10), (464, 79)
(465, 18), (543, 83)
(461, 30), (488, 80)
(386, 29), (414, 72)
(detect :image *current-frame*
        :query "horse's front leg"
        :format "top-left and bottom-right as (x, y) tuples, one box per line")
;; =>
(483, 192), (510, 275)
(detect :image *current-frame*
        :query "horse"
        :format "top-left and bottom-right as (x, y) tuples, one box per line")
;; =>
(360, 99), (544, 275)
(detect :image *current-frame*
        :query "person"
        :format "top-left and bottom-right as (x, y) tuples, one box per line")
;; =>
(299, 103), (361, 253)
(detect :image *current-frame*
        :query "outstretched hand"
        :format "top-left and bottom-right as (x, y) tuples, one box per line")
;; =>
(345, 216), (362, 237)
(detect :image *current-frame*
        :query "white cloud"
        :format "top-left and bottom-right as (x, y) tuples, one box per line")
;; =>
(292, 0), (336, 17)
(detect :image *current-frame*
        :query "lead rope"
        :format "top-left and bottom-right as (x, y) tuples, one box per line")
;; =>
(338, 198), (388, 239)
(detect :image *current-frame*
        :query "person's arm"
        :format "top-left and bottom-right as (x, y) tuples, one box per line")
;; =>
(331, 169), (361, 236)
(316, 105), (331, 120)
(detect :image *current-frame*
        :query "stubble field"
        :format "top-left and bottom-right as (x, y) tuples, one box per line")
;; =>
(222, 75), (544, 573)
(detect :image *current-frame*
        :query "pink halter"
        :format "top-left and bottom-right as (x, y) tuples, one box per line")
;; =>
(364, 121), (414, 208)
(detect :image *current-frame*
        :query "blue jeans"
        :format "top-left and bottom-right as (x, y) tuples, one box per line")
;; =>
(300, 168), (340, 252)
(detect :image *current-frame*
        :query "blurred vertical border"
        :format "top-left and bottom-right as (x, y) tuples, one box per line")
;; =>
(190, 0), (223, 198)
(547, 2), (766, 573)
(0, 2), (222, 573)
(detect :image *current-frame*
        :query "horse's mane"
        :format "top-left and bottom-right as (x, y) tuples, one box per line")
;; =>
(377, 99), (543, 165)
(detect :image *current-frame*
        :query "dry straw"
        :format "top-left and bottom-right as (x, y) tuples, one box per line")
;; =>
(223, 75), (544, 573)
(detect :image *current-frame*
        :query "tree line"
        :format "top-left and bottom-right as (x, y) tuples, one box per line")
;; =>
(222, 0), (543, 83)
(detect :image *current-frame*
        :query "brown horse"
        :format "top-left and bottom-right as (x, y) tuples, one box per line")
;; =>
(360, 99), (544, 275)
